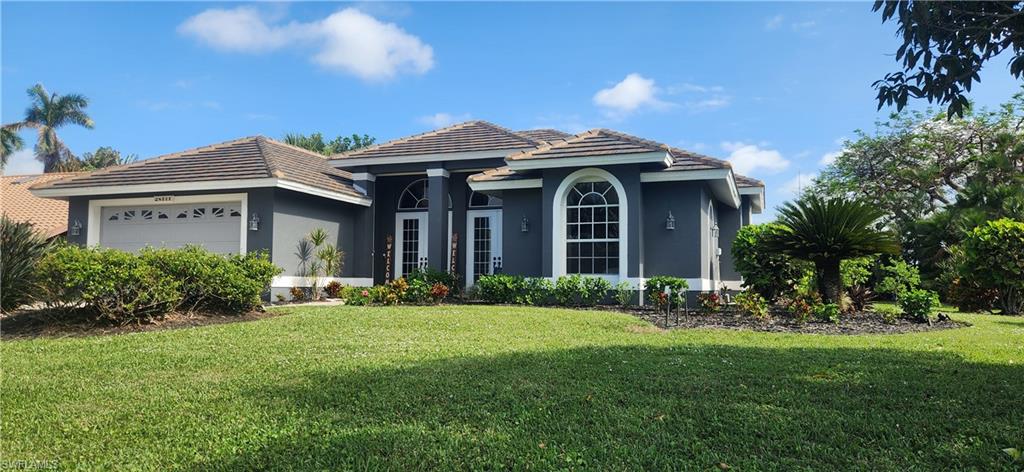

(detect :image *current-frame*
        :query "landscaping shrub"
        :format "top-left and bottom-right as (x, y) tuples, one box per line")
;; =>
(814, 303), (841, 324)
(876, 259), (921, 297)
(874, 305), (902, 324)
(959, 218), (1024, 315)
(324, 281), (344, 298)
(344, 287), (372, 306)
(0, 216), (49, 312)
(697, 292), (721, 314)
(553, 275), (609, 306)
(645, 276), (688, 309)
(841, 256), (876, 288)
(785, 296), (814, 324)
(403, 277), (431, 304)
(140, 246), (280, 313)
(613, 281), (633, 306)
(476, 274), (552, 304)
(36, 245), (181, 322)
(735, 291), (770, 321)
(289, 287), (307, 302)
(429, 283), (449, 304)
(732, 223), (808, 302)
(899, 288), (940, 323)
(408, 268), (459, 295)
(579, 276), (612, 306)
(846, 284), (876, 312)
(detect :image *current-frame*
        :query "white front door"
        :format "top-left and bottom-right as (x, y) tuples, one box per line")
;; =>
(465, 209), (503, 287)
(395, 212), (428, 278)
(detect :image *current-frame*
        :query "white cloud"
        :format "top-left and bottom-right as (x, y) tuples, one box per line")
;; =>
(819, 150), (842, 166)
(179, 7), (433, 80)
(764, 14), (785, 30)
(136, 100), (222, 112)
(2, 149), (43, 176)
(781, 173), (818, 197)
(593, 73), (669, 115)
(721, 141), (790, 175)
(418, 112), (471, 128)
(687, 96), (731, 112)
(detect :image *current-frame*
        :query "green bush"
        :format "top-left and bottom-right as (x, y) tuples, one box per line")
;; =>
(552, 275), (609, 306)
(898, 288), (940, 323)
(645, 276), (688, 309)
(580, 276), (612, 306)
(0, 216), (49, 312)
(140, 246), (280, 313)
(697, 292), (722, 314)
(343, 287), (372, 306)
(873, 305), (902, 324)
(732, 223), (808, 302)
(408, 268), (459, 297)
(735, 291), (770, 320)
(36, 246), (181, 322)
(959, 218), (1024, 315)
(476, 274), (552, 305)
(840, 256), (876, 288)
(814, 303), (841, 324)
(519, 277), (553, 305)
(613, 281), (633, 306)
(876, 259), (921, 297)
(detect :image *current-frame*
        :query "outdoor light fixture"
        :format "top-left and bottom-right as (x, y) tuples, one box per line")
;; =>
(711, 223), (719, 239)
(521, 215), (529, 232)
(70, 219), (82, 236)
(665, 211), (676, 230)
(248, 212), (260, 231)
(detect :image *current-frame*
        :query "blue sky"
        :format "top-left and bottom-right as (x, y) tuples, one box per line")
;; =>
(2, 2), (1017, 220)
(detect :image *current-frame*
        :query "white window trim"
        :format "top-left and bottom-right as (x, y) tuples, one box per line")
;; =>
(86, 193), (249, 253)
(552, 168), (628, 282)
(467, 178), (543, 191)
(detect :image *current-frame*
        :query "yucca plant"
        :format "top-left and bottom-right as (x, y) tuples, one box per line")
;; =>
(766, 196), (899, 304)
(1, 216), (50, 312)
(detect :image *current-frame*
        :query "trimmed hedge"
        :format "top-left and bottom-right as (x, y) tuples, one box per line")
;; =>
(37, 245), (280, 322)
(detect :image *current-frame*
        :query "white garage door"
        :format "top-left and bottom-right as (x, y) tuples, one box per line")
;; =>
(100, 203), (242, 254)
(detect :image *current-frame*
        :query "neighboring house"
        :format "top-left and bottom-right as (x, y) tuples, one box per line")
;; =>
(2, 172), (83, 239)
(31, 121), (764, 298)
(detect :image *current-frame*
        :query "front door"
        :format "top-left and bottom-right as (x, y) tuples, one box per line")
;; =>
(465, 209), (503, 287)
(395, 212), (428, 278)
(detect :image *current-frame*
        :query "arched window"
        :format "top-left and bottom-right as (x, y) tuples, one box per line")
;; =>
(566, 181), (619, 274)
(468, 190), (502, 208)
(398, 179), (452, 210)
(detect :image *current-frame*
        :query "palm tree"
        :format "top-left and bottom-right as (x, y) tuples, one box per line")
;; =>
(766, 196), (899, 304)
(1, 124), (25, 170)
(22, 83), (94, 172)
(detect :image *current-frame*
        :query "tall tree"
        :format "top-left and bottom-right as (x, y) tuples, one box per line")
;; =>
(283, 132), (375, 156)
(766, 196), (899, 304)
(873, 1), (1024, 117)
(22, 83), (94, 172)
(52, 146), (137, 172)
(1, 124), (26, 170)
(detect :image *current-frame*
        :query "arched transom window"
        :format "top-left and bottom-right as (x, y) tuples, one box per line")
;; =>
(566, 181), (619, 274)
(468, 190), (502, 208)
(398, 178), (452, 210)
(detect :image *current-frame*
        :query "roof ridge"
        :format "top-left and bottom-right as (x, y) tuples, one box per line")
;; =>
(333, 120), (479, 158)
(259, 136), (356, 180)
(507, 128), (630, 161)
(472, 121), (542, 146)
(253, 136), (281, 178)
(593, 128), (669, 152)
(30, 136), (264, 191)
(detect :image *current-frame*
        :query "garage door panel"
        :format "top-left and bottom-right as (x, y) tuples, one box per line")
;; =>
(100, 203), (241, 254)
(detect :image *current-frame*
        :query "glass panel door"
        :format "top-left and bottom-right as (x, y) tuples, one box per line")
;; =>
(465, 209), (502, 287)
(395, 213), (428, 278)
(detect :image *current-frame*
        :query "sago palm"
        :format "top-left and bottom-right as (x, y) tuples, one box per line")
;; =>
(766, 196), (899, 304)
(22, 83), (94, 172)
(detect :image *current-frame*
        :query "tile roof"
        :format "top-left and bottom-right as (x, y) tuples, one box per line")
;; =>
(31, 136), (364, 199)
(334, 121), (539, 159)
(507, 129), (667, 161)
(515, 129), (572, 142)
(734, 174), (764, 187)
(467, 166), (531, 183)
(665, 147), (732, 172)
(1, 173), (81, 238)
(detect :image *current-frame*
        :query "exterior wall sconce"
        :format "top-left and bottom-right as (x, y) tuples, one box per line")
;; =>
(248, 212), (260, 231)
(70, 219), (82, 236)
(712, 223), (720, 239)
(665, 211), (676, 230)
(521, 215), (529, 232)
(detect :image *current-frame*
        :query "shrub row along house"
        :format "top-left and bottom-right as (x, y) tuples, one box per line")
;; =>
(30, 121), (765, 299)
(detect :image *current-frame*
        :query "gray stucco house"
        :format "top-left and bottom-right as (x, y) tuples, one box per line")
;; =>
(31, 121), (764, 299)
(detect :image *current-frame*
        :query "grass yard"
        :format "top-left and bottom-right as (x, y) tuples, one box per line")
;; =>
(2, 306), (1022, 470)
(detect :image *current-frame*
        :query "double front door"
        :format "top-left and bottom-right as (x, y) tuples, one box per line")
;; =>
(393, 210), (502, 285)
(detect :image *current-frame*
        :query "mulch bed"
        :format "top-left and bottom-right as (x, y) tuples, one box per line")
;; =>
(614, 306), (968, 335)
(0, 308), (282, 341)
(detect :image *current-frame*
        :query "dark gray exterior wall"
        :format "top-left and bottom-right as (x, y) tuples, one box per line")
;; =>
(500, 188), (543, 276)
(270, 188), (361, 279)
(640, 181), (706, 279)
(718, 200), (742, 282)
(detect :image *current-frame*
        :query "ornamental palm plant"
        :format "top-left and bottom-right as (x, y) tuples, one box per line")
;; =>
(22, 83), (94, 172)
(766, 196), (899, 304)
(1, 124), (26, 169)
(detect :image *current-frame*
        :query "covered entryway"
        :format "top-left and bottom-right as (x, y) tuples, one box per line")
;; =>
(95, 196), (245, 254)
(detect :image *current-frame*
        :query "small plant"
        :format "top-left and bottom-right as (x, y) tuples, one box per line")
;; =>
(846, 284), (876, 312)
(613, 281), (633, 306)
(735, 291), (770, 321)
(554, 274), (584, 306)
(898, 288), (940, 323)
(645, 276), (688, 309)
(874, 304), (902, 324)
(429, 283), (449, 304)
(275, 293), (286, 303)
(814, 303), (841, 324)
(697, 292), (721, 315)
(383, 278), (409, 305)
(1, 216), (50, 312)
(345, 287), (372, 306)
(289, 286), (307, 302)
(324, 281), (344, 298)
(876, 259), (921, 297)
(476, 274), (551, 304)
(785, 296), (814, 324)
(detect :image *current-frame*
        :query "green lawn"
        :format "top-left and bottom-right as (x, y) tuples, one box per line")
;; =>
(3, 306), (1022, 470)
